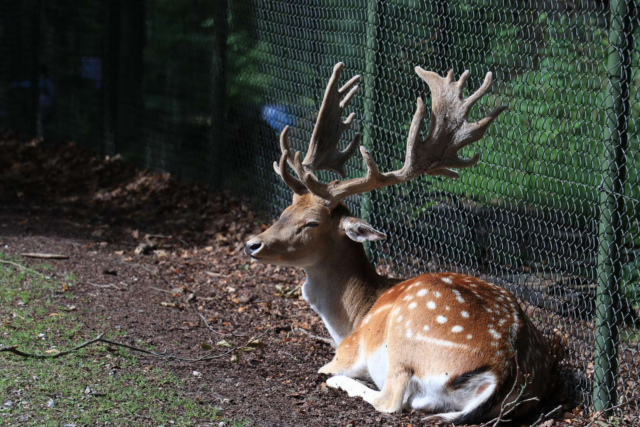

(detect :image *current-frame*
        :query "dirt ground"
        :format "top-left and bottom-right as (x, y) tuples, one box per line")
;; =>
(0, 134), (594, 426)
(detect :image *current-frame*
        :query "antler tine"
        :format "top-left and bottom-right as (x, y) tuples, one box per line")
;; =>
(273, 126), (307, 195)
(302, 63), (362, 178)
(273, 66), (505, 208)
(318, 68), (506, 205)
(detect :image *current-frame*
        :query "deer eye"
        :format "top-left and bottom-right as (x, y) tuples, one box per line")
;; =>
(303, 221), (319, 229)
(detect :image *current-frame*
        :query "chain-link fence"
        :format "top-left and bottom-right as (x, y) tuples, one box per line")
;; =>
(1, 0), (638, 422)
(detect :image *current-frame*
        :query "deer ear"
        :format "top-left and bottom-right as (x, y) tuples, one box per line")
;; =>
(339, 217), (387, 242)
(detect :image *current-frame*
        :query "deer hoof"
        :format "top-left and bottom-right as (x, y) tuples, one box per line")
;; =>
(326, 375), (347, 390)
(318, 362), (337, 375)
(373, 397), (402, 414)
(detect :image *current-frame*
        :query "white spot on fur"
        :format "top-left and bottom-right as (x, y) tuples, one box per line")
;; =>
(396, 315), (403, 323)
(403, 295), (414, 301)
(423, 325), (430, 331)
(451, 289), (466, 304)
(466, 334), (473, 339)
(405, 320), (412, 327)
(452, 325), (463, 333)
(442, 277), (452, 284)
(408, 302), (417, 310)
(436, 315), (447, 324)
(445, 305), (450, 311)
(417, 289), (428, 297)
(489, 329), (501, 339)
(433, 291), (441, 298)
(406, 329), (413, 339)
(427, 301), (436, 309)
(486, 308), (493, 313)
(461, 311), (469, 318)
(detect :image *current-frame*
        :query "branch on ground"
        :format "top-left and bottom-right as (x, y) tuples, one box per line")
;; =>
(1, 329), (271, 362)
(480, 339), (539, 427)
(296, 327), (335, 346)
(0, 259), (45, 277)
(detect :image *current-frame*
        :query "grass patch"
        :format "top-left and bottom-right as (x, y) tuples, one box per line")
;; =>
(0, 255), (233, 426)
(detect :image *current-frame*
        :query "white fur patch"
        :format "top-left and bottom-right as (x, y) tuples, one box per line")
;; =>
(436, 315), (447, 324)
(427, 301), (436, 309)
(452, 325), (463, 333)
(414, 334), (468, 349)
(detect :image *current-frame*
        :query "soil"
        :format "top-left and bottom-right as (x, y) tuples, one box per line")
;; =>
(0, 134), (590, 426)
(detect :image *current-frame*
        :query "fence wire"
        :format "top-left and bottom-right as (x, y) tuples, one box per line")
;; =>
(0, 0), (638, 421)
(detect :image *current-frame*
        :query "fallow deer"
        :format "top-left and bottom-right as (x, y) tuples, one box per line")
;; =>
(245, 63), (556, 424)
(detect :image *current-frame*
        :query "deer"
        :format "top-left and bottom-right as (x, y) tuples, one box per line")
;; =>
(245, 63), (557, 424)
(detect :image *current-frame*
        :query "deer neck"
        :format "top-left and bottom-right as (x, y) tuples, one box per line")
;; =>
(302, 240), (392, 345)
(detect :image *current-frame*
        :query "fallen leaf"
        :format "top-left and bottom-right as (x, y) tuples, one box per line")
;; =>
(216, 340), (233, 348)
(44, 349), (60, 355)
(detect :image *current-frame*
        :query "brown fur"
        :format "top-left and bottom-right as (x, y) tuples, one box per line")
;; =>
(247, 194), (556, 421)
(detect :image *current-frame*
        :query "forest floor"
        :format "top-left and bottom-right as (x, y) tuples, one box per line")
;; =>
(0, 134), (612, 426)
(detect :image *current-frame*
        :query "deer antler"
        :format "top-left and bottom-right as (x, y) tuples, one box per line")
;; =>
(275, 64), (506, 207)
(274, 62), (362, 187)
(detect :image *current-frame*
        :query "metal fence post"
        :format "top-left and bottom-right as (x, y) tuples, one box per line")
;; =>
(593, 0), (634, 414)
(117, 0), (144, 160)
(28, 0), (41, 137)
(210, 0), (228, 188)
(361, 0), (378, 259)
(104, 0), (120, 156)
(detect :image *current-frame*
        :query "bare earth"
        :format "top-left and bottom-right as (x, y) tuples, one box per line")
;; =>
(0, 135), (588, 426)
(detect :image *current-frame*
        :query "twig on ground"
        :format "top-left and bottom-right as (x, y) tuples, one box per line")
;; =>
(192, 305), (244, 338)
(585, 397), (640, 427)
(478, 338), (539, 427)
(20, 253), (69, 260)
(1, 330), (271, 363)
(1, 333), (105, 359)
(205, 271), (229, 279)
(530, 405), (564, 426)
(0, 259), (45, 277)
(296, 327), (334, 346)
(195, 309), (225, 336)
(150, 286), (173, 294)
(87, 282), (123, 290)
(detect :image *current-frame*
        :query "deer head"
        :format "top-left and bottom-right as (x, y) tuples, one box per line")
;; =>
(245, 62), (506, 267)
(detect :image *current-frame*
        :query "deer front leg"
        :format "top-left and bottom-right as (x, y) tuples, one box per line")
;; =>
(326, 376), (381, 405)
(318, 332), (366, 377)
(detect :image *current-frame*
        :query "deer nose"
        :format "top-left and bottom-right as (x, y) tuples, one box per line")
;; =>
(245, 240), (263, 256)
